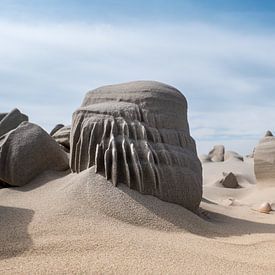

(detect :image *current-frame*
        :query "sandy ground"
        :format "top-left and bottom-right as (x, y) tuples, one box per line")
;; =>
(1, 158), (275, 274)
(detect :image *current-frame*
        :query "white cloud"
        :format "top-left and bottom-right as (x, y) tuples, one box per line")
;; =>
(189, 106), (275, 154)
(1, 20), (275, 155)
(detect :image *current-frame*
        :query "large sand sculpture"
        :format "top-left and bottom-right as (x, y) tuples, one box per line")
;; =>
(70, 81), (202, 211)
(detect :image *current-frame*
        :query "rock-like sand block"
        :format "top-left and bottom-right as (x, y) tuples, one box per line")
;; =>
(0, 108), (28, 137)
(220, 172), (239, 188)
(208, 145), (225, 162)
(70, 80), (202, 211)
(254, 134), (275, 184)
(0, 122), (69, 186)
(200, 148), (243, 163)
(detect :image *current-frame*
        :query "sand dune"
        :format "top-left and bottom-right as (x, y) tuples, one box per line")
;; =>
(1, 161), (275, 274)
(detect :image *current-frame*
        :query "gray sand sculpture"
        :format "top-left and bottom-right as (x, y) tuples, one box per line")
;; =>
(201, 146), (243, 163)
(220, 172), (239, 188)
(50, 124), (64, 136)
(0, 108), (28, 137)
(208, 145), (225, 162)
(52, 125), (71, 152)
(0, 122), (69, 186)
(254, 133), (275, 184)
(200, 149), (243, 163)
(70, 81), (202, 211)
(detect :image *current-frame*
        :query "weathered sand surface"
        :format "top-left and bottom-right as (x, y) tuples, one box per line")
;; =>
(1, 159), (275, 274)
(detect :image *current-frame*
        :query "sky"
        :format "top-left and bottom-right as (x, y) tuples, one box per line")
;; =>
(1, 0), (275, 155)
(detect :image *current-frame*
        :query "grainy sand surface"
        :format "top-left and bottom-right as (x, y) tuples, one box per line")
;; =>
(1, 159), (275, 274)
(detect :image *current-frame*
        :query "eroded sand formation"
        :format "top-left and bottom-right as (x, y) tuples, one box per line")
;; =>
(0, 121), (69, 186)
(200, 145), (244, 163)
(254, 131), (275, 184)
(70, 81), (202, 211)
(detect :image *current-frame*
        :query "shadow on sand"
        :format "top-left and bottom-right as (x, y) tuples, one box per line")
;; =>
(118, 184), (275, 238)
(12, 169), (71, 192)
(0, 206), (34, 260)
(1, 168), (274, 244)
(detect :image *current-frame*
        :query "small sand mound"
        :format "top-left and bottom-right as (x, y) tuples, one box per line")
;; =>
(39, 167), (208, 233)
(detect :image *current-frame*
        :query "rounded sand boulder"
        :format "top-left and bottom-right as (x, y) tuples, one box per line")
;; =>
(0, 122), (69, 186)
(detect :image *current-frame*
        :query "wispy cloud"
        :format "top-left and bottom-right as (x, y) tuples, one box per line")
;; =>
(1, 20), (275, 154)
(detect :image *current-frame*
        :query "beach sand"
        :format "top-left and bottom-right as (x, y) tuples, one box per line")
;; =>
(1, 158), (275, 274)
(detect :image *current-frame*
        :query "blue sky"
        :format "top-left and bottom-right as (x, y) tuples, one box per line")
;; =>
(1, 0), (275, 154)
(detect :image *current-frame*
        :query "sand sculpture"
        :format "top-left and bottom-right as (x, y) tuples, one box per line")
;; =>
(70, 81), (202, 211)
(200, 146), (243, 163)
(208, 145), (225, 162)
(0, 108), (28, 137)
(254, 132), (275, 184)
(220, 172), (239, 188)
(0, 122), (69, 186)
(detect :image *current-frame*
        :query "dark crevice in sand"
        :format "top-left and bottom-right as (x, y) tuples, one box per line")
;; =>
(0, 206), (34, 260)
(205, 209), (275, 236)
